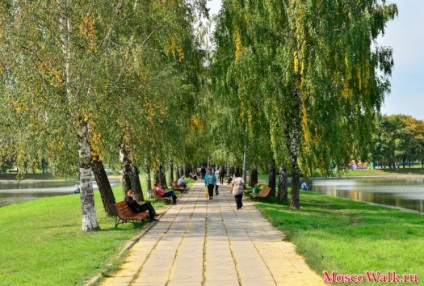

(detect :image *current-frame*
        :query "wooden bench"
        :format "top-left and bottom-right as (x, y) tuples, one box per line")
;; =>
(114, 201), (149, 228)
(171, 181), (186, 193)
(250, 186), (271, 199)
(152, 190), (171, 204)
(245, 185), (261, 195)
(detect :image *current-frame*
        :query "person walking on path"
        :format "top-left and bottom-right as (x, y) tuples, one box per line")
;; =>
(154, 181), (178, 204)
(230, 176), (244, 209)
(204, 167), (217, 199)
(218, 166), (225, 185)
(125, 189), (159, 222)
(201, 165), (206, 179)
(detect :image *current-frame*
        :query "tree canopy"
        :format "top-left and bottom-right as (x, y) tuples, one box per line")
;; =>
(210, 0), (398, 208)
(0, 0), (401, 226)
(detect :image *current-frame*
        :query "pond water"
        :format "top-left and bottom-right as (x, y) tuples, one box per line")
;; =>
(0, 179), (119, 207)
(312, 178), (424, 213)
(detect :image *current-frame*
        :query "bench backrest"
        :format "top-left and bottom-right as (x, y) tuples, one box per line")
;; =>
(114, 201), (133, 217)
(252, 186), (271, 198)
(171, 181), (184, 190)
(261, 186), (271, 195)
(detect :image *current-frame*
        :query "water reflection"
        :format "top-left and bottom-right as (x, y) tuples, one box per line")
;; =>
(0, 180), (119, 207)
(312, 179), (424, 213)
(0, 180), (78, 190)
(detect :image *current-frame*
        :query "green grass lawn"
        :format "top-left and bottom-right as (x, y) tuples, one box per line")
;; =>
(252, 191), (424, 284)
(0, 182), (169, 286)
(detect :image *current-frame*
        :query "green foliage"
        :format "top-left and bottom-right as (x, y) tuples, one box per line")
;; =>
(0, 0), (403, 209)
(211, 0), (398, 178)
(372, 115), (424, 168)
(0, 1), (209, 174)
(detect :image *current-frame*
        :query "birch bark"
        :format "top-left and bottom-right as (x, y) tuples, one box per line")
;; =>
(59, 0), (99, 230)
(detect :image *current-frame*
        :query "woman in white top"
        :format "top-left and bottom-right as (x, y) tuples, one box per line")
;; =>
(231, 176), (244, 209)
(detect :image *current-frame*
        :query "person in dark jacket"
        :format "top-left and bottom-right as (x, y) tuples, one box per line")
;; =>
(125, 189), (159, 222)
(218, 166), (225, 185)
(201, 166), (207, 179)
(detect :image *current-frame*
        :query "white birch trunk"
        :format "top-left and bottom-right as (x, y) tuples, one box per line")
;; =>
(78, 120), (100, 231)
(119, 142), (132, 196)
(58, 0), (99, 231)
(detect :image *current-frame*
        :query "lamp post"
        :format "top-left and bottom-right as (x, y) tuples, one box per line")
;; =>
(243, 123), (247, 182)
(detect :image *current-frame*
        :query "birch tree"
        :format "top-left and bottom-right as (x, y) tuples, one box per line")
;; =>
(212, 0), (398, 208)
(1, 1), (137, 230)
(4, 0), (207, 221)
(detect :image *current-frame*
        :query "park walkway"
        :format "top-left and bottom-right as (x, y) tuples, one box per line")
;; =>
(101, 181), (324, 286)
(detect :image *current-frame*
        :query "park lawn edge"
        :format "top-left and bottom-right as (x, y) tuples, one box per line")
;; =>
(0, 182), (169, 286)
(251, 190), (424, 284)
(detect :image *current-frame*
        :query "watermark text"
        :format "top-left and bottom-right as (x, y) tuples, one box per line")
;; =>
(323, 270), (418, 284)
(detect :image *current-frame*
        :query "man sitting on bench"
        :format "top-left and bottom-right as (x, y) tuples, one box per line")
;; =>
(125, 189), (159, 222)
(154, 181), (178, 205)
(177, 175), (187, 189)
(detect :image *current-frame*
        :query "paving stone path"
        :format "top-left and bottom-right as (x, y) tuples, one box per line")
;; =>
(101, 181), (324, 286)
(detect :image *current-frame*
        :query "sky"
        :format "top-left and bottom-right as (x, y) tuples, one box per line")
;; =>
(206, 0), (424, 120)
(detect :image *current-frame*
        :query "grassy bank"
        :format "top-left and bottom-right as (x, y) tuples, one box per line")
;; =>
(0, 183), (168, 286)
(252, 191), (424, 284)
